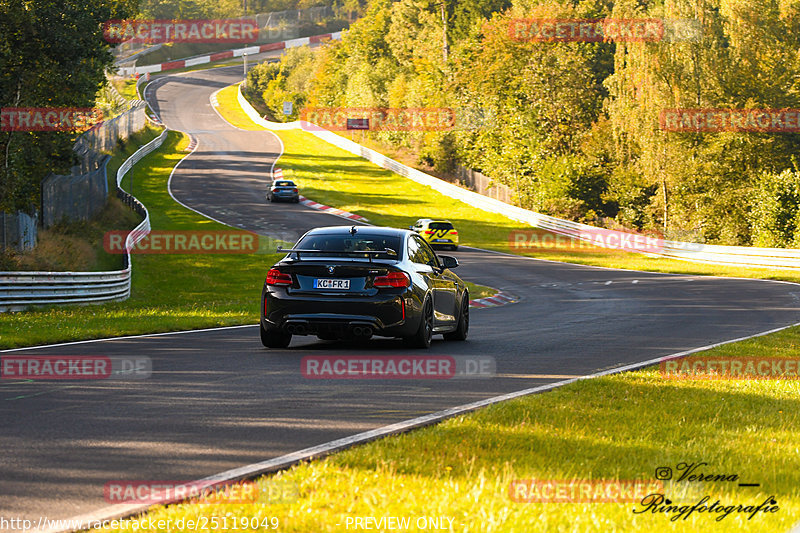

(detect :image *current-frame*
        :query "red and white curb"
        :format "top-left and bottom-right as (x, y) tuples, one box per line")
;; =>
(469, 291), (518, 309)
(298, 196), (368, 222)
(120, 32), (342, 77)
(184, 134), (197, 152)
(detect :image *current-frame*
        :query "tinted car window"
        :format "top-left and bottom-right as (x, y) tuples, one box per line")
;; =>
(411, 236), (439, 267)
(274, 181), (294, 187)
(407, 235), (420, 260)
(429, 222), (454, 230)
(296, 233), (401, 259)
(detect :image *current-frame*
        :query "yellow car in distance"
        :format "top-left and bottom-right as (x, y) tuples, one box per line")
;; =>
(410, 219), (459, 250)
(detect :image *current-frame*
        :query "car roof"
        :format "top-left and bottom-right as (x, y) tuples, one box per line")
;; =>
(418, 219), (452, 224)
(273, 180), (295, 184)
(303, 226), (411, 239)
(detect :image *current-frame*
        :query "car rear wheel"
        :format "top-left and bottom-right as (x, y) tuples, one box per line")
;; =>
(404, 298), (433, 349)
(261, 323), (291, 348)
(444, 294), (469, 341)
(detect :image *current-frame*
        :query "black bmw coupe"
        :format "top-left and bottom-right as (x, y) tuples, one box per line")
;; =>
(260, 226), (469, 349)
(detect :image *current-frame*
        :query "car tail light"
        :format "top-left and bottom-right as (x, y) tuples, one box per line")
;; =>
(374, 271), (410, 288)
(451, 230), (458, 235)
(266, 268), (292, 286)
(424, 230), (434, 234)
(292, 188), (298, 193)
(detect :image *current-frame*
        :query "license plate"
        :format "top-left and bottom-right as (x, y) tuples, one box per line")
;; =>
(314, 278), (350, 289)
(434, 239), (449, 242)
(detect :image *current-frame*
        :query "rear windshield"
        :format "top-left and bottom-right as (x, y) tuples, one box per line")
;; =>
(295, 233), (402, 259)
(429, 222), (454, 230)
(274, 181), (294, 187)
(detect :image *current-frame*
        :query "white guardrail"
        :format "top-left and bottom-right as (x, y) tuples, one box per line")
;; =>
(0, 130), (166, 312)
(237, 85), (800, 270)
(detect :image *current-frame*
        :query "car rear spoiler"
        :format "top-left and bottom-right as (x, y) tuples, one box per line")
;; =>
(277, 247), (397, 262)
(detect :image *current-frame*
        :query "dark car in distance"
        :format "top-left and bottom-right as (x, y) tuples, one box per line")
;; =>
(260, 226), (469, 349)
(267, 180), (300, 203)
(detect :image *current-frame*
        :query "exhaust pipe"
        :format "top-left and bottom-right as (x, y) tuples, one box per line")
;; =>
(351, 326), (373, 338)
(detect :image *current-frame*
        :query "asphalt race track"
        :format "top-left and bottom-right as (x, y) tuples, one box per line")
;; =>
(2, 65), (800, 529)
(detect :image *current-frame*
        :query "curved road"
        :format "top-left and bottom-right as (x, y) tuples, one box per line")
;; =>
(2, 65), (800, 529)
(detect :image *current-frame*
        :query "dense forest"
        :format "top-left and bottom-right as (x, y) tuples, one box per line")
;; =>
(245, 0), (800, 246)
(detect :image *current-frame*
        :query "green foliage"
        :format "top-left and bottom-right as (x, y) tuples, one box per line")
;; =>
(0, 0), (138, 213)
(751, 169), (800, 248)
(246, 46), (322, 120)
(247, 0), (800, 247)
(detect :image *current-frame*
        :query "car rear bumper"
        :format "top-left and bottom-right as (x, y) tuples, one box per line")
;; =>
(261, 290), (416, 337)
(270, 193), (299, 201)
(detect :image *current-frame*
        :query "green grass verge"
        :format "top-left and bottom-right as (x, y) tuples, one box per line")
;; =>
(0, 131), (284, 348)
(214, 82), (800, 285)
(109, 77), (140, 102)
(92, 327), (800, 533)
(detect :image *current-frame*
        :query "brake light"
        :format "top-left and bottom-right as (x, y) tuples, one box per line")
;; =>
(451, 230), (458, 235)
(293, 188), (298, 193)
(374, 271), (410, 288)
(266, 268), (292, 286)
(424, 230), (434, 235)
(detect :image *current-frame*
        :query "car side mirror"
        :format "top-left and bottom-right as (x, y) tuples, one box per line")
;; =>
(439, 255), (458, 269)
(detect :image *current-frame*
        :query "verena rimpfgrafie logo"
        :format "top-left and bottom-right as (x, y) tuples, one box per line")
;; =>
(0, 356), (151, 380)
(103, 19), (259, 44)
(299, 107), (494, 132)
(508, 18), (701, 43)
(509, 479), (663, 503)
(1, 108), (103, 132)
(660, 108), (800, 133)
(660, 357), (800, 380)
(301, 355), (495, 379)
(509, 228), (664, 254)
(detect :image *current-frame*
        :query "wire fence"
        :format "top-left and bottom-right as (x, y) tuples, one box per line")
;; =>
(453, 166), (514, 205)
(76, 101), (147, 154)
(0, 211), (37, 252)
(41, 157), (110, 229)
(1, 101), (148, 250)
